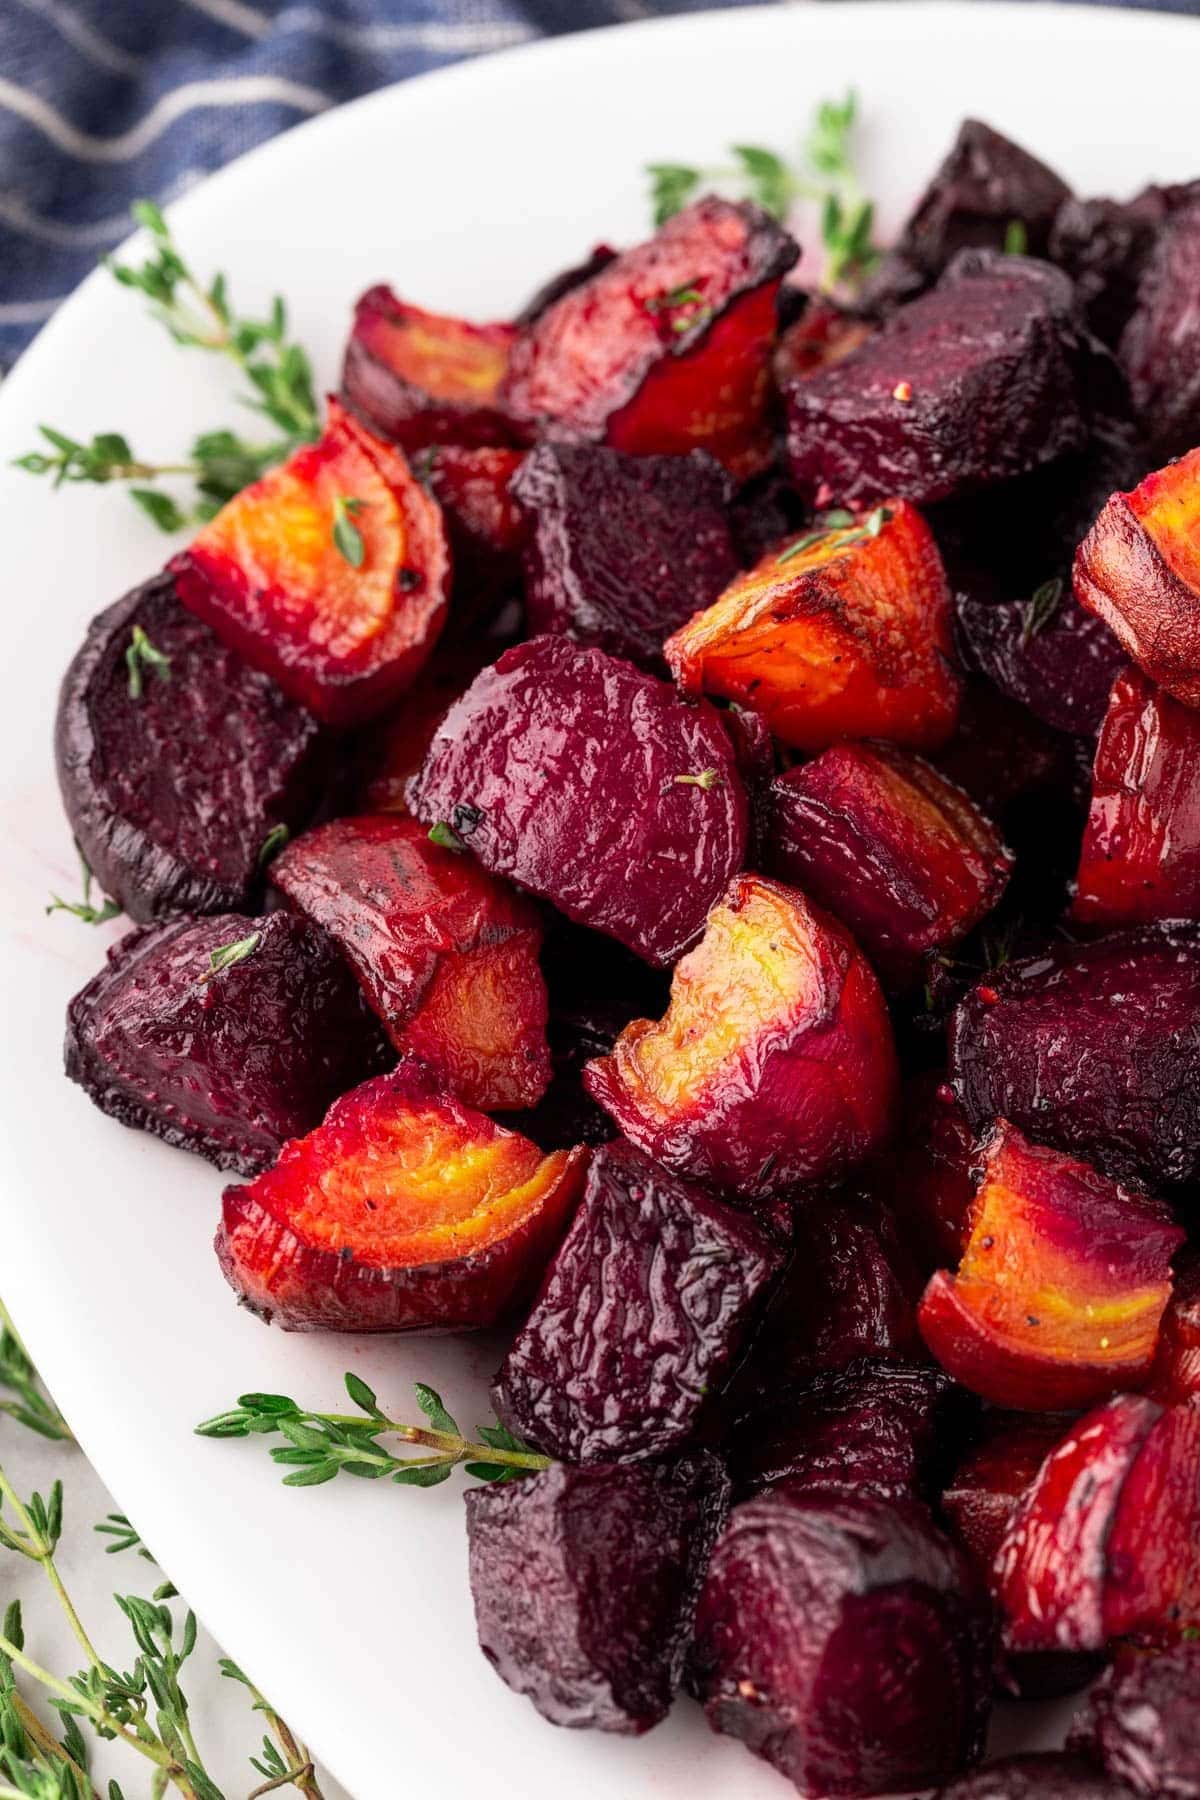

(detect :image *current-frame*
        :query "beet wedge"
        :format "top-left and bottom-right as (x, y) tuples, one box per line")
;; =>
(342, 285), (518, 451)
(171, 399), (450, 726)
(217, 1062), (588, 1332)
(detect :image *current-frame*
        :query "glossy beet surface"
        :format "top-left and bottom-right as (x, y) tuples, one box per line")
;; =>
(494, 1140), (782, 1463)
(1076, 1644), (1200, 1797)
(690, 1489), (993, 1796)
(942, 1411), (1080, 1586)
(1074, 667), (1200, 929)
(418, 445), (526, 616)
(666, 500), (961, 753)
(954, 584), (1125, 738)
(950, 925), (1200, 1188)
(171, 400), (450, 726)
(731, 1357), (965, 1502)
(406, 634), (747, 968)
(1149, 1252), (1200, 1407)
(216, 1063), (588, 1332)
(869, 1074), (976, 1275)
(786, 252), (1090, 506)
(270, 814), (549, 1111)
(764, 744), (1010, 988)
(65, 910), (385, 1175)
(934, 1758), (1131, 1799)
(466, 1453), (729, 1734)
(511, 444), (738, 670)
(918, 1119), (1183, 1412)
(55, 573), (324, 923)
(584, 875), (897, 1198)
(501, 196), (798, 478)
(341, 285), (518, 450)
(1120, 197), (1200, 457)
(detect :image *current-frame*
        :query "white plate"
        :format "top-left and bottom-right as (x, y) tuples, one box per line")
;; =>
(1, 4), (1198, 1792)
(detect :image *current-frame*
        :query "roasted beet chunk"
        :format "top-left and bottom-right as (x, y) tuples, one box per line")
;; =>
(466, 1453), (728, 1734)
(1149, 1252), (1200, 1407)
(341, 285), (518, 450)
(216, 1062), (588, 1332)
(863, 119), (1072, 313)
(417, 445), (526, 616)
(690, 1489), (993, 1796)
(950, 925), (1200, 1188)
(1049, 190), (1176, 347)
(918, 1119), (1182, 1411)
(867, 1073), (975, 1276)
(270, 815), (548, 1111)
(995, 1394), (1200, 1651)
(1075, 448), (1200, 709)
(585, 875), (897, 1198)
(501, 197), (798, 479)
(943, 1411), (1081, 1584)
(513, 242), (618, 328)
(764, 745), (1010, 989)
(954, 581), (1125, 738)
(666, 500), (961, 752)
(785, 252), (1090, 506)
(935, 1757), (1131, 1799)
(1074, 667), (1200, 929)
(406, 634), (747, 968)
(1120, 198), (1200, 456)
(732, 1357), (965, 1503)
(510, 444), (738, 671)
(65, 910), (383, 1175)
(55, 573), (324, 923)
(171, 400), (450, 726)
(1075, 1643), (1200, 1797)
(494, 1140), (782, 1463)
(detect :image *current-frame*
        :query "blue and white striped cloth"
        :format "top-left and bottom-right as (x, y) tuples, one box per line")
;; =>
(0, 0), (781, 371)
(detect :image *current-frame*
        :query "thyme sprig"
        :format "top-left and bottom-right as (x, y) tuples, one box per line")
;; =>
(45, 849), (121, 930)
(196, 1374), (551, 1490)
(777, 504), (892, 566)
(0, 1304), (72, 1445)
(14, 428), (289, 534)
(646, 91), (880, 290)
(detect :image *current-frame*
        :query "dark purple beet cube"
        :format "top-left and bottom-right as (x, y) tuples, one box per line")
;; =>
(950, 924), (1200, 1188)
(405, 634), (749, 967)
(64, 910), (386, 1174)
(785, 251), (1090, 506)
(689, 1489), (993, 1795)
(55, 574), (324, 923)
(1071, 1643), (1200, 1797)
(1048, 185), (1198, 347)
(466, 1452), (729, 1734)
(954, 582), (1125, 737)
(1120, 196), (1200, 458)
(510, 444), (738, 671)
(495, 1139), (782, 1462)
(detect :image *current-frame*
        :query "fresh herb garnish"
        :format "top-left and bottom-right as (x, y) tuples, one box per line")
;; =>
(777, 504), (892, 566)
(645, 283), (713, 334)
(646, 91), (880, 291)
(201, 931), (262, 983)
(257, 823), (290, 869)
(331, 495), (367, 568)
(674, 768), (722, 791)
(428, 821), (466, 853)
(197, 1373), (551, 1490)
(1021, 575), (1064, 644)
(125, 624), (171, 700)
(1004, 218), (1029, 256)
(0, 1301), (71, 1444)
(45, 848), (121, 928)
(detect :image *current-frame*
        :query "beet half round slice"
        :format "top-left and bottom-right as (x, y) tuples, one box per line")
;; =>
(65, 910), (385, 1175)
(56, 573), (324, 923)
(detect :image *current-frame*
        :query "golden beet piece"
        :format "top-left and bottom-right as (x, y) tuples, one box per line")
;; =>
(583, 873), (897, 1199)
(665, 500), (960, 752)
(171, 399), (450, 726)
(919, 1119), (1183, 1411)
(1075, 447), (1200, 708)
(343, 286), (518, 450)
(216, 1062), (588, 1332)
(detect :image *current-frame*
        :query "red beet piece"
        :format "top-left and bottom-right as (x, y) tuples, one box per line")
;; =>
(950, 925), (1200, 1188)
(341, 285), (518, 450)
(217, 1062), (588, 1332)
(1074, 667), (1200, 929)
(1049, 183), (1200, 347)
(64, 910), (384, 1175)
(55, 574), (324, 923)
(270, 814), (549, 1111)
(773, 297), (874, 384)
(1120, 197), (1200, 457)
(934, 1757), (1131, 1799)
(1148, 1251), (1200, 1408)
(934, 679), (1077, 822)
(763, 744), (1011, 990)
(584, 875), (897, 1198)
(863, 119), (1072, 313)
(510, 444), (738, 671)
(1075, 1643), (1200, 1797)
(690, 1489), (993, 1796)
(785, 251), (1091, 506)
(943, 1411), (1082, 1584)
(513, 243), (619, 328)
(867, 1073), (975, 1276)
(466, 1452), (728, 1734)
(501, 196), (798, 479)
(494, 1140), (782, 1463)
(416, 444), (526, 618)
(406, 634), (748, 968)
(994, 1394), (1200, 1651)
(731, 1356), (967, 1503)
(954, 583), (1125, 738)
